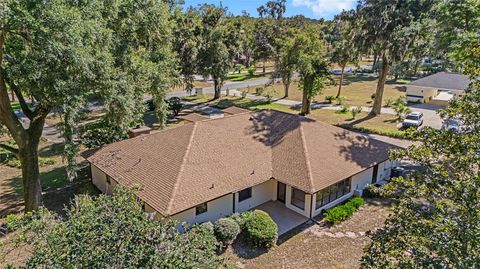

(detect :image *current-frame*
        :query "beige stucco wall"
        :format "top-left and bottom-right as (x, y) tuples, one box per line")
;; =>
(171, 194), (234, 227)
(406, 86), (437, 103)
(234, 179), (277, 213)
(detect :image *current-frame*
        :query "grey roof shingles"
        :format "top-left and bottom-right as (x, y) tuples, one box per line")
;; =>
(87, 110), (398, 216)
(407, 72), (471, 90)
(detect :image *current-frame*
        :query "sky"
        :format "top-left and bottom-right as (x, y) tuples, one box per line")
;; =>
(183, 0), (357, 20)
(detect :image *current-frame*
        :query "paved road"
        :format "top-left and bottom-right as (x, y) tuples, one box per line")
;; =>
(167, 78), (277, 99)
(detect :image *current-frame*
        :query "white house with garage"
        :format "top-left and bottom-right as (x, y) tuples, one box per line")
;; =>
(406, 72), (471, 106)
(85, 108), (398, 235)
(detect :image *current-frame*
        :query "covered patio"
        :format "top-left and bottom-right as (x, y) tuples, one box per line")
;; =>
(255, 201), (309, 235)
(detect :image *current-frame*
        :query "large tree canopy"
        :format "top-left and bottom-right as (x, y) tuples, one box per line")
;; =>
(356, 0), (435, 115)
(0, 0), (177, 211)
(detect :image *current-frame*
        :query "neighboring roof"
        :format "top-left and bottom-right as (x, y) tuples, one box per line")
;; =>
(222, 106), (250, 115)
(407, 72), (471, 90)
(87, 110), (397, 215)
(179, 113), (209, 123)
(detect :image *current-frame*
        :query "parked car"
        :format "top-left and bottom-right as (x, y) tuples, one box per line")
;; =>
(403, 112), (424, 128)
(441, 118), (464, 132)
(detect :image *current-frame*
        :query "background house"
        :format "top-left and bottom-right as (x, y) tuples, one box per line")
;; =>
(406, 72), (471, 105)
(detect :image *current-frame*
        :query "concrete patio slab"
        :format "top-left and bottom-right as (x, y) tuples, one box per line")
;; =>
(255, 201), (309, 235)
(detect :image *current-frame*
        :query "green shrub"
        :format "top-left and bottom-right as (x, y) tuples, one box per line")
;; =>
(339, 103), (349, 114)
(244, 210), (278, 248)
(214, 218), (240, 245)
(384, 98), (393, 107)
(348, 197), (365, 209)
(363, 184), (382, 198)
(255, 87), (264, 95)
(325, 95), (335, 103)
(234, 64), (244, 74)
(230, 211), (253, 229)
(350, 106), (363, 119)
(336, 96), (345, 105)
(323, 197), (365, 224)
(247, 66), (256, 76)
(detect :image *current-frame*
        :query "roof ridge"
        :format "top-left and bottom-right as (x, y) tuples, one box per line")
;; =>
(299, 123), (315, 193)
(166, 123), (198, 214)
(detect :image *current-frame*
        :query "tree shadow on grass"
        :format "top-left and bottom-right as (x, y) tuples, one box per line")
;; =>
(0, 162), (100, 218)
(338, 113), (376, 129)
(38, 142), (64, 158)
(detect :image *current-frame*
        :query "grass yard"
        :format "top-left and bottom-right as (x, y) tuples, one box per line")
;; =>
(226, 72), (272, 82)
(240, 74), (407, 107)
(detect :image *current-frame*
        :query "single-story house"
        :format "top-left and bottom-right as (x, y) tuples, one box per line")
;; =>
(85, 109), (398, 233)
(406, 72), (471, 105)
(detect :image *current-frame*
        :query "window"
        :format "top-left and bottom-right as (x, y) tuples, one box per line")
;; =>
(238, 187), (252, 202)
(315, 177), (352, 209)
(291, 187), (305, 210)
(195, 202), (208, 215)
(106, 175), (111, 184)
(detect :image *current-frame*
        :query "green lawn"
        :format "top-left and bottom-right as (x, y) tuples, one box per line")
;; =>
(226, 72), (271, 82)
(239, 74), (407, 107)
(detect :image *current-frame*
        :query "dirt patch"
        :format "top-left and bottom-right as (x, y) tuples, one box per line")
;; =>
(227, 199), (391, 269)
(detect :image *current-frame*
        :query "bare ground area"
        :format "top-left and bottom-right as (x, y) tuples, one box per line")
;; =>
(226, 199), (391, 269)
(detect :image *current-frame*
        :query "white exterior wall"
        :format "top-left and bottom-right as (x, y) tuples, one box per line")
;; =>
(234, 180), (277, 213)
(376, 160), (394, 182)
(172, 194), (234, 226)
(406, 86), (437, 103)
(91, 165), (107, 193)
(285, 185), (312, 218)
(352, 167), (374, 192)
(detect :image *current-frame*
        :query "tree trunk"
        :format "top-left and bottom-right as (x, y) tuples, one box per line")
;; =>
(372, 53), (378, 72)
(19, 141), (42, 211)
(301, 89), (310, 115)
(371, 54), (389, 116)
(283, 75), (290, 98)
(336, 65), (345, 98)
(262, 60), (266, 73)
(213, 78), (221, 100)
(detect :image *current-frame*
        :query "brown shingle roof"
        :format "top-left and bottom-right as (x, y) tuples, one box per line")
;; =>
(222, 106), (250, 115)
(87, 110), (397, 215)
(179, 113), (209, 123)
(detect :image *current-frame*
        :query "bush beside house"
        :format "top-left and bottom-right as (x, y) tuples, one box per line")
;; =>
(243, 210), (278, 248)
(214, 218), (240, 245)
(324, 197), (365, 224)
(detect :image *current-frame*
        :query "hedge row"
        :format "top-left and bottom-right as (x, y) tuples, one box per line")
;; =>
(323, 197), (365, 224)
